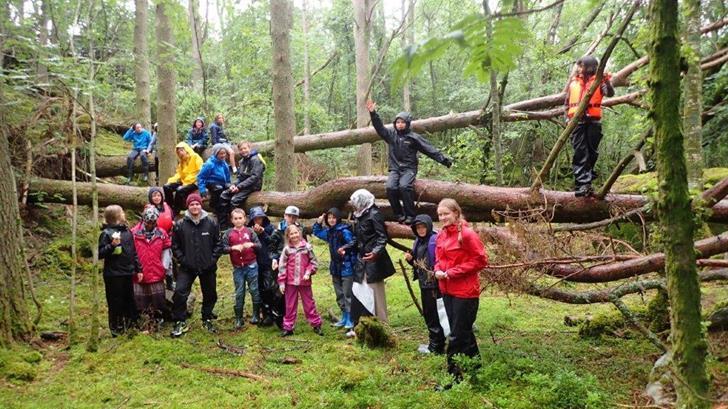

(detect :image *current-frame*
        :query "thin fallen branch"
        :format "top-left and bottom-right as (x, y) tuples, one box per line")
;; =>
(398, 259), (423, 317)
(595, 129), (651, 199)
(180, 363), (267, 382)
(611, 296), (667, 352)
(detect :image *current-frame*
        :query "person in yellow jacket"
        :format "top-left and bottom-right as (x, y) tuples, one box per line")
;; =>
(163, 142), (203, 214)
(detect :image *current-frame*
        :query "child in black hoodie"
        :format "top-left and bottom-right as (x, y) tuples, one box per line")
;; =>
(405, 214), (446, 354)
(98, 205), (142, 336)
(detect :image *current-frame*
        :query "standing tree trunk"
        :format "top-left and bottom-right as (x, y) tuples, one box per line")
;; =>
(682, 0), (703, 191)
(86, 21), (100, 352)
(353, 0), (372, 176)
(36, 0), (49, 87)
(0, 13), (32, 344)
(156, 0), (177, 184)
(271, 0), (296, 192)
(302, 0), (311, 135)
(69, 90), (79, 345)
(402, 0), (414, 112)
(188, 0), (204, 92)
(484, 2), (503, 185)
(649, 1), (709, 407)
(134, 0), (151, 128)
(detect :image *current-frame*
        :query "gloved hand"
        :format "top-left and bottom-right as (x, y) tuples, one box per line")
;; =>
(442, 157), (453, 168)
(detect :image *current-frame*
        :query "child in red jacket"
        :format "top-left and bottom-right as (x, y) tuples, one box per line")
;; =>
(434, 198), (488, 383)
(278, 224), (323, 337)
(131, 207), (172, 323)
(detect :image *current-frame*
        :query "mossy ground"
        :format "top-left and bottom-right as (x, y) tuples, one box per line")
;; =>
(2, 207), (727, 408)
(612, 167), (728, 194)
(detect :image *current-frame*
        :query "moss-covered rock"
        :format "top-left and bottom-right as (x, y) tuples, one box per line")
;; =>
(578, 307), (648, 339)
(4, 361), (37, 382)
(354, 317), (396, 349)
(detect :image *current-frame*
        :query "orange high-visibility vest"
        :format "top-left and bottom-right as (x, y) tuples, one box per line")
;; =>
(567, 75), (603, 119)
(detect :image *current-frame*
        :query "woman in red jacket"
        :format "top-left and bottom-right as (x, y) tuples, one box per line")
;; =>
(131, 207), (172, 323)
(434, 198), (488, 382)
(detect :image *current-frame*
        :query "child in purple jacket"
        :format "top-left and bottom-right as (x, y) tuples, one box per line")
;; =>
(277, 224), (323, 337)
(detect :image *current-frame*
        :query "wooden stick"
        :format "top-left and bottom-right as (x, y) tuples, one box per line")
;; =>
(595, 129), (651, 199)
(180, 363), (267, 382)
(398, 259), (423, 317)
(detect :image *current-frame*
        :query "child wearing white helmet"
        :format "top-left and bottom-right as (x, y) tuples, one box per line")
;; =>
(269, 205), (309, 272)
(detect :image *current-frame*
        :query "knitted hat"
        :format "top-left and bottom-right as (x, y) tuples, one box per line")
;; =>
(142, 206), (159, 222)
(186, 193), (203, 207)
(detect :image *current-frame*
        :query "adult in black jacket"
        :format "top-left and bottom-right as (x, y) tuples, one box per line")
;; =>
(367, 100), (453, 225)
(170, 193), (223, 337)
(339, 189), (395, 332)
(219, 141), (265, 230)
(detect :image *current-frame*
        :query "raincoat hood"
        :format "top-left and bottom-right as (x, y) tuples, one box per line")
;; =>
(393, 111), (412, 133)
(325, 207), (343, 227)
(147, 186), (165, 204)
(247, 206), (271, 227)
(210, 143), (228, 163)
(191, 117), (206, 129)
(411, 214), (434, 237)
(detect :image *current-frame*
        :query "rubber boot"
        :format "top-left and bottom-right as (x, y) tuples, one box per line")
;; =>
(250, 303), (261, 325)
(142, 161), (149, 184)
(332, 310), (346, 328)
(386, 188), (404, 222)
(126, 158), (134, 185)
(343, 311), (353, 330)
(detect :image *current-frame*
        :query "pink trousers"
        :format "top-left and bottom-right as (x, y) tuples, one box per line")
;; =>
(283, 285), (322, 331)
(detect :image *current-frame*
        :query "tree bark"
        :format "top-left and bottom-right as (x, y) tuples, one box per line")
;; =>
(134, 0), (151, 128)
(649, 0), (709, 406)
(270, 0), (296, 192)
(302, 0), (311, 135)
(484, 2), (503, 185)
(156, 0), (177, 184)
(188, 0), (204, 94)
(682, 0), (703, 190)
(86, 25), (100, 353)
(402, 0), (414, 111)
(36, 0), (50, 87)
(353, 0), (372, 176)
(0, 21), (32, 343)
(28, 176), (728, 224)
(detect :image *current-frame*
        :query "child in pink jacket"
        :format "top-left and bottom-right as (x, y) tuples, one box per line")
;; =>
(277, 224), (323, 337)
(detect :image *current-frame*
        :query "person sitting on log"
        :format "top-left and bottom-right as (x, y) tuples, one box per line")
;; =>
(163, 142), (203, 215)
(209, 113), (237, 173)
(219, 141), (266, 231)
(366, 99), (453, 225)
(122, 122), (153, 185)
(186, 117), (208, 156)
(565, 55), (615, 197)
(196, 143), (232, 229)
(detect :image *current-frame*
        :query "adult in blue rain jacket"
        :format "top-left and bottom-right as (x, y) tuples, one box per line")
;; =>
(123, 123), (153, 184)
(196, 143), (231, 225)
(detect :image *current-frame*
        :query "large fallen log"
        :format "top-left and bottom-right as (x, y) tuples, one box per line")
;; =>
(27, 176), (728, 224)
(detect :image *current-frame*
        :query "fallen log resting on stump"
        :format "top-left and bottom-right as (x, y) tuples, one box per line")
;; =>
(27, 176), (728, 224)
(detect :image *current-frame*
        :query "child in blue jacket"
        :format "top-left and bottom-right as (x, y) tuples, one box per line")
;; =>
(313, 207), (356, 329)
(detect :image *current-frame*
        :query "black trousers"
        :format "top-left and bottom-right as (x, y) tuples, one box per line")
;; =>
(163, 183), (198, 214)
(104, 275), (138, 335)
(421, 286), (446, 352)
(172, 268), (218, 321)
(443, 295), (480, 379)
(219, 187), (258, 230)
(570, 121), (603, 187)
(385, 169), (417, 218)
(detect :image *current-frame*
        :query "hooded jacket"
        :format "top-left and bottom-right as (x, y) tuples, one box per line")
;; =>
(131, 224), (171, 284)
(147, 187), (175, 232)
(167, 142), (203, 186)
(409, 214), (438, 289)
(278, 240), (317, 286)
(99, 224), (142, 277)
(171, 209), (222, 273)
(209, 121), (228, 145)
(234, 150), (265, 192)
(434, 221), (488, 298)
(187, 118), (208, 147)
(341, 205), (395, 283)
(123, 127), (153, 150)
(370, 110), (450, 173)
(248, 206), (275, 272)
(196, 144), (232, 195)
(312, 207), (355, 277)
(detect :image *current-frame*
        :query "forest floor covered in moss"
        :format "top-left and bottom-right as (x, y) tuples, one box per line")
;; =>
(1, 205), (727, 408)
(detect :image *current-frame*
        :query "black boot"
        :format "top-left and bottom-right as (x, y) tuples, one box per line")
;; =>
(250, 303), (261, 325)
(386, 188), (404, 221)
(142, 162), (149, 184)
(126, 159), (135, 185)
(400, 187), (417, 223)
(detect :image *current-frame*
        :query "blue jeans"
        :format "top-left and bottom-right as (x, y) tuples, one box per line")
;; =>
(233, 263), (260, 318)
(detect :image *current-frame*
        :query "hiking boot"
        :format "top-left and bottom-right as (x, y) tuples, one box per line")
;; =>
(345, 329), (356, 338)
(396, 215), (406, 224)
(280, 330), (294, 337)
(171, 321), (189, 337)
(403, 217), (415, 225)
(260, 315), (274, 327)
(234, 317), (245, 330)
(313, 326), (324, 336)
(202, 319), (218, 333)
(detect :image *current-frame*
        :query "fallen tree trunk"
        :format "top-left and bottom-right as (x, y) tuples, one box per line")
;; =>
(27, 176), (728, 224)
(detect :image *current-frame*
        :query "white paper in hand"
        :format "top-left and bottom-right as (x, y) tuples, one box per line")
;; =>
(437, 297), (451, 338)
(352, 281), (376, 316)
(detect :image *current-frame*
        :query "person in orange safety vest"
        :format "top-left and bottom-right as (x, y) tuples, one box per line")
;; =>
(565, 55), (615, 197)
